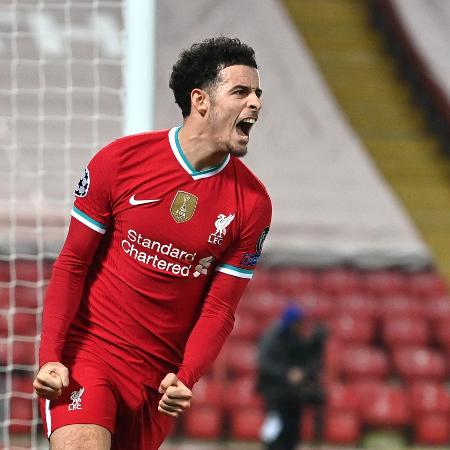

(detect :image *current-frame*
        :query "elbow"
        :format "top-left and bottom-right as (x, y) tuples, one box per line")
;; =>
(53, 248), (92, 275)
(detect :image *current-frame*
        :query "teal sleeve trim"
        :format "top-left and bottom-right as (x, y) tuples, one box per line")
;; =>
(217, 263), (253, 275)
(72, 206), (107, 230)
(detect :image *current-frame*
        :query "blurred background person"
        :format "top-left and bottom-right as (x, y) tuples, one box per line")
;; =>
(257, 304), (327, 450)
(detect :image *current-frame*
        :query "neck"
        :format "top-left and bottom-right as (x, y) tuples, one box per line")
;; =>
(177, 122), (227, 172)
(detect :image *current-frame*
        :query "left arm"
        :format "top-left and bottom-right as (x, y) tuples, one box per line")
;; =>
(158, 273), (248, 417)
(158, 189), (272, 416)
(177, 272), (250, 388)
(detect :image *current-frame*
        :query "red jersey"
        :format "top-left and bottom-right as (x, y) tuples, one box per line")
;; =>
(40, 127), (271, 389)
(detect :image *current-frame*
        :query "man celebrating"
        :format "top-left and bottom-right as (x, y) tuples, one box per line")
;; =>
(33, 37), (271, 450)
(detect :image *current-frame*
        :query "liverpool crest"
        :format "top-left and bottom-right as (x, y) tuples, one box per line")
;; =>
(68, 387), (85, 411)
(170, 191), (198, 223)
(208, 213), (235, 245)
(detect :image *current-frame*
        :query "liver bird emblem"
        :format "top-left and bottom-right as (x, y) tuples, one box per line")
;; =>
(213, 213), (235, 238)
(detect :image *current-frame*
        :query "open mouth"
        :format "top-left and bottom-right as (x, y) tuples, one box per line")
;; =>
(236, 118), (256, 138)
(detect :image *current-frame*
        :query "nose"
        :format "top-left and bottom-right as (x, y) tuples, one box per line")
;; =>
(248, 92), (262, 112)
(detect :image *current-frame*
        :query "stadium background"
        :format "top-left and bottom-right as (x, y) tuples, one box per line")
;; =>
(1, 0), (450, 448)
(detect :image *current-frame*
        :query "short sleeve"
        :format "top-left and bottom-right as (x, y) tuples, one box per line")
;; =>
(216, 192), (272, 279)
(71, 144), (117, 234)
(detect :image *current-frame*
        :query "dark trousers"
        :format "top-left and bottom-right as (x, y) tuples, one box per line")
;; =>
(264, 399), (302, 450)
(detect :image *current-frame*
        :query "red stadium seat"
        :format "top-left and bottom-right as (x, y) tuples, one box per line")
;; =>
(1, 259), (53, 285)
(340, 346), (390, 381)
(0, 341), (36, 366)
(326, 383), (360, 412)
(224, 340), (257, 377)
(360, 384), (410, 427)
(230, 313), (262, 342)
(379, 295), (425, 319)
(392, 347), (447, 383)
(324, 410), (360, 444)
(273, 268), (318, 296)
(10, 396), (33, 434)
(348, 379), (385, 400)
(190, 377), (224, 408)
(414, 413), (450, 445)
(0, 261), (10, 282)
(0, 313), (7, 338)
(0, 286), (41, 310)
(229, 406), (264, 440)
(331, 314), (375, 344)
(361, 270), (407, 298)
(323, 337), (343, 380)
(223, 377), (263, 411)
(16, 286), (43, 309)
(14, 260), (39, 282)
(246, 268), (273, 293)
(434, 319), (450, 350)
(0, 287), (8, 310)
(318, 269), (362, 297)
(335, 294), (378, 321)
(409, 382), (450, 418)
(13, 312), (38, 337)
(408, 271), (448, 300)
(12, 374), (35, 395)
(240, 290), (285, 323)
(426, 296), (450, 325)
(299, 294), (334, 322)
(382, 316), (429, 348)
(183, 405), (223, 439)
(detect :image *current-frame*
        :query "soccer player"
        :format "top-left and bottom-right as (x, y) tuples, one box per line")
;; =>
(33, 37), (271, 450)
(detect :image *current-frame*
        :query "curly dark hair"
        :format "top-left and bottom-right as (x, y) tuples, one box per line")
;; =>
(169, 37), (258, 118)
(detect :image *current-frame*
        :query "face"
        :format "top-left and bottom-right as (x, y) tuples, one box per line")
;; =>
(206, 65), (262, 157)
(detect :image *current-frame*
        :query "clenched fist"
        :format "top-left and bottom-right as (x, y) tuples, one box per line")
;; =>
(33, 362), (70, 400)
(158, 373), (192, 418)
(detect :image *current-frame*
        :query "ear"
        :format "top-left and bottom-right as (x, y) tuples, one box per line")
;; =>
(190, 88), (209, 116)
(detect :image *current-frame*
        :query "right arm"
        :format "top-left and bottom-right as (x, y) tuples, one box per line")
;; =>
(33, 217), (102, 399)
(34, 142), (117, 400)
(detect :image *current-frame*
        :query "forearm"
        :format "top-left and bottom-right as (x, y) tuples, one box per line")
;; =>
(39, 265), (87, 364)
(177, 273), (249, 389)
(177, 293), (234, 389)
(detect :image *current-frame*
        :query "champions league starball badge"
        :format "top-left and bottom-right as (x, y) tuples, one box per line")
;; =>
(74, 168), (90, 197)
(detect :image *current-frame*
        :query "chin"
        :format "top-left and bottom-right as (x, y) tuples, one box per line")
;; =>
(229, 141), (248, 158)
(230, 147), (248, 158)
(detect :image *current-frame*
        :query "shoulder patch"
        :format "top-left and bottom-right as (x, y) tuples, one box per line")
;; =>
(74, 168), (90, 198)
(240, 252), (260, 266)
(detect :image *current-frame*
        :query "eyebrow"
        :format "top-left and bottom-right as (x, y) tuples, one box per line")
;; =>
(232, 84), (263, 96)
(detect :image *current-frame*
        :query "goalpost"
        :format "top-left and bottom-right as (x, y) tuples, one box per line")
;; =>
(0, 1), (154, 448)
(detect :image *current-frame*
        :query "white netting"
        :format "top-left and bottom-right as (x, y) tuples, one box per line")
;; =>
(0, 1), (124, 448)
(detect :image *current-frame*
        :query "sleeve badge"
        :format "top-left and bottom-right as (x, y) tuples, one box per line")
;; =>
(240, 226), (270, 267)
(74, 167), (90, 198)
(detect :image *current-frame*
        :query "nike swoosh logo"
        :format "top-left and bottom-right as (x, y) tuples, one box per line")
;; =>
(129, 195), (161, 206)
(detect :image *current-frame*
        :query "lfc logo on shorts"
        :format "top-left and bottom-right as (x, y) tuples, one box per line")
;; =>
(68, 387), (85, 411)
(170, 191), (198, 223)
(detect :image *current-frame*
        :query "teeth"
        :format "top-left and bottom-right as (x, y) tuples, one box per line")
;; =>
(241, 118), (256, 124)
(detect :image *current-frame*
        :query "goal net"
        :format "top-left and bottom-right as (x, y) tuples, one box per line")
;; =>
(0, 1), (124, 448)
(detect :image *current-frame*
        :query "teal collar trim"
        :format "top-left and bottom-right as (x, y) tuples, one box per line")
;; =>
(169, 127), (230, 180)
